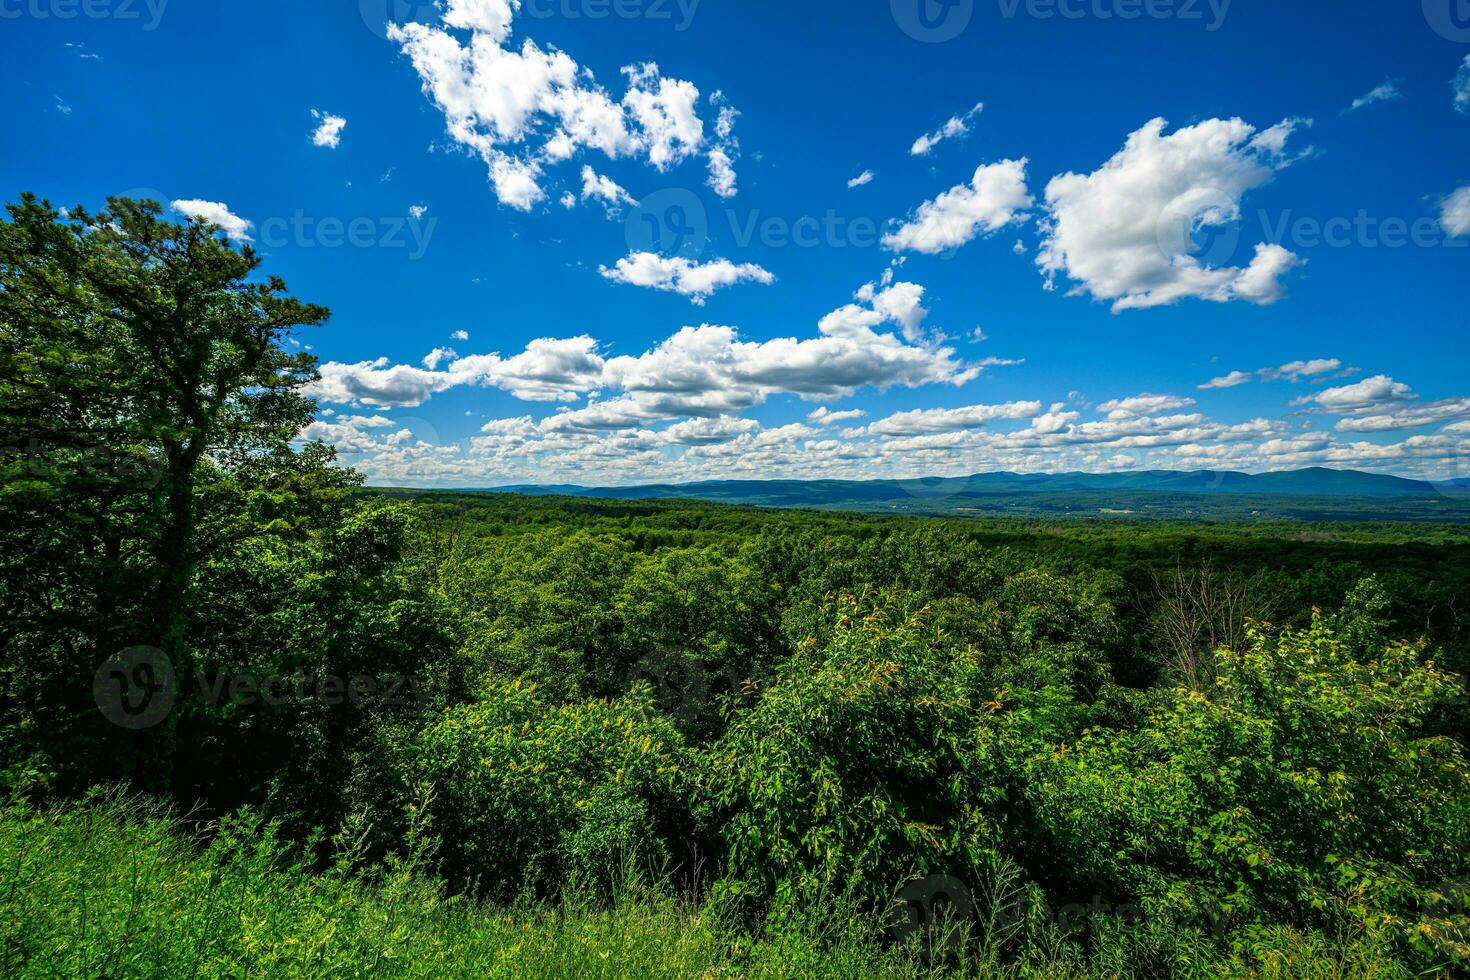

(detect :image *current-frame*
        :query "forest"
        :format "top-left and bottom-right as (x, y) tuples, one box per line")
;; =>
(2, 196), (1469, 977)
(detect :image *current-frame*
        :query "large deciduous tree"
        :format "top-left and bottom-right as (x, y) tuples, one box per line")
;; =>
(0, 194), (327, 789)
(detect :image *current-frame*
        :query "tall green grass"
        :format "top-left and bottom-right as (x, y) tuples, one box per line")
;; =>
(0, 793), (1417, 979)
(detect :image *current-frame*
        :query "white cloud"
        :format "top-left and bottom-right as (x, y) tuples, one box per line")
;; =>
(1200, 358), (1346, 390)
(1456, 55), (1470, 115)
(862, 401), (1043, 436)
(1036, 116), (1309, 312)
(1440, 186), (1470, 238)
(910, 102), (983, 156)
(310, 373), (1470, 489)
(170, 199), (253, 242)
(1298, 375), (1417, 414)
(707, 147), (737, 198)
(1344, 80), (1402, 114)
(847, 169), (875, 189)
(310, 110), (347, 149)
(409, 204), (429, 219)
(599, 252), (774, 304)
(705, 92), (740, 198)
(808, 407), (867, 426)
(312, 281), (978, 417)
(1097, 394), (1196, 419)
(451, 329), (471, 341)
(387, 6), (729, 211)
(662, 416), (762, 445)
(579, 166), (636, 216)
(883, 159), (1033, 255)
(1333, 398), (1470, 433)
(423, 347), (458, 370)
(1198, 371), (1253, 390)
(1261, 358), (1343, 382)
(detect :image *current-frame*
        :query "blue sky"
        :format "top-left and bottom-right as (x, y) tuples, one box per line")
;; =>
(4, 0), (1469, 486)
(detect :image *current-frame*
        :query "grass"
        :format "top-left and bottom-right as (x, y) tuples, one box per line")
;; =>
(0, 791), (1422, 979)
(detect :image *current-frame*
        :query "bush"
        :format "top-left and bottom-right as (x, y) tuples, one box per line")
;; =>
(702, 590), (1073, 918)
(394, 681), (692, 901)
(1026, 596), (1470, 968)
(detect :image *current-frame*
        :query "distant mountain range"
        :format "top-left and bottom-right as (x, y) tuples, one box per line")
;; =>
(497, 467), (1463, 500)
(479, 468), (1470, 521)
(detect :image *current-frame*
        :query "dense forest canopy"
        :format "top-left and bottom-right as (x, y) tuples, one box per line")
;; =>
(2, 198), (1468, 976)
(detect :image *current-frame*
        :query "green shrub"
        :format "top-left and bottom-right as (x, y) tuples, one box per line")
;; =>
(396, 681), (691, 900)
(1027, 599), (1470, 968)
(702, 590), (1073, 917)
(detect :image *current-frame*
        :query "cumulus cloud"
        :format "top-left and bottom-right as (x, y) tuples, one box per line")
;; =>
(808, 407), (867, 425)
(1198, 371), (1253, 391)
(847, 169), (875, 189)
(1036, 116), (1309, 312)
(1334, 399), (1470, 433)
(706, 92), (740, 198)
(883, 159), (1033, 255)
(1344, 80), (1402, 114)
(310, 110), (347, 149)
(170, 199), (253, 242)
(579, 166), (636, 216)
(304, 368), (1470, 490)
(1296, 375), (1417, 414)
(311, 280), (977, 417)
(599, 253), (775, 304)
(1456, 55), (1470, 115)
(1097, 394), (1196, 419)
(1199, 358), (1347, 390)
(387, 2), (730, 210)
(910, 102), (983, 156)
(1262, 358), (1344, 382)
(661, 416), (762, 445)
(861, 401), (1043, 436)
(1441, 186), (1470, 238)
